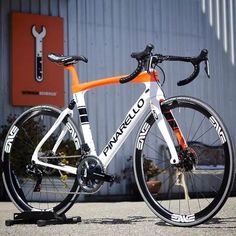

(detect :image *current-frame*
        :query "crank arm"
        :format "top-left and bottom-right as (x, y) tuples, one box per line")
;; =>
(88, 171), (114, 183)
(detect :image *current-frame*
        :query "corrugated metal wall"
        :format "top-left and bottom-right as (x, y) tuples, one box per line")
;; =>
(0, 0), (235, 196)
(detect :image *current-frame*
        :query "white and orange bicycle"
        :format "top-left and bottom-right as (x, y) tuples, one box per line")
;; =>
(2, 44), (235, 226)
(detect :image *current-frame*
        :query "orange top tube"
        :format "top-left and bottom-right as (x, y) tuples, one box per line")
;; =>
(66, 65), (159, 93)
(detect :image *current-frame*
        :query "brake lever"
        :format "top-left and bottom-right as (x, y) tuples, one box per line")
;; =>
(204, 59), (210, 78)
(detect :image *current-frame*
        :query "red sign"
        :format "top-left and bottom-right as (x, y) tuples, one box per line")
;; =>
(11, 12), (64, 107)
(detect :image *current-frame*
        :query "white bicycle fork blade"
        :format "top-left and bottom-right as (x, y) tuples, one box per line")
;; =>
(150, 101), (179, 165)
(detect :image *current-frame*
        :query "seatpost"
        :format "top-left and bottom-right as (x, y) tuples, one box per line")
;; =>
(65, 65), (81, 93)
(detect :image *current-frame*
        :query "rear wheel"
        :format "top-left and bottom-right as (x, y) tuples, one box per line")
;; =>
(2, 106), (81, 215)
(134, 96), (234, 226)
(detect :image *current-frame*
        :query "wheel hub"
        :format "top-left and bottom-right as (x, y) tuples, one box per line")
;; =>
(176, 147), (197, 171)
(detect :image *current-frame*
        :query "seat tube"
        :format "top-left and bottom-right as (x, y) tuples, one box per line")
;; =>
(73, 91), (97, 156)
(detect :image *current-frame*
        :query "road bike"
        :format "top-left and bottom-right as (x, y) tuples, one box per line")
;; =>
(2, 44), (235, 226)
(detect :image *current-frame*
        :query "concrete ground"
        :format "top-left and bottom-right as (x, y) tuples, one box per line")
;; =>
(0, 198), (235, 236)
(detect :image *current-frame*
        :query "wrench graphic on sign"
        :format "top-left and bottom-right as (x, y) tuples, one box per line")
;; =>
(32, 25), (46, 82)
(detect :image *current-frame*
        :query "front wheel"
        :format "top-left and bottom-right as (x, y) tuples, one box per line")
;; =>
(134, 96), (234, 226)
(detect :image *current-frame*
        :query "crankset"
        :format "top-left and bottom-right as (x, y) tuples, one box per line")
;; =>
(77, 156), (114, 193)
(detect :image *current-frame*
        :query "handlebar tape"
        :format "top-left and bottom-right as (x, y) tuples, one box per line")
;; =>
(120, 62), (143, 84)
(120, 44), (154, 84)
(177, 64), (200, 86)
(176, 49), (208, 86)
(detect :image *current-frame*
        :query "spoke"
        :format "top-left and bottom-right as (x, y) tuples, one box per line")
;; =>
(11, 135), (35, 152)
(188, 173), (212, 204)
(190, 173), (220, 195)
(193, 126), (214, 143)
(187, 172), (201, 211)
(157, 172), (177, 207)
(194, 168), (223, 181)
(143, 156), (170, 167)
(18, 177), (31, 188)
(191, 116), (206, 141)
(45, 174), (70, 200)
(157, 170), (182, 205)
(144, 143), (167, 160)
(178, 186), (181, 214)
(30, 184), (34, 204)
(169, 188), (172, 211)
(187, 110), (196, 141)
(194, 140), (223, 167)
(165, 174), (181, 200)
(149, 131), (166, 143)
(187, 192), (191, 214)
(154, 166), (174, 191)
(44, 177), (49, 209)
(22, 127), (38, 149)
(208, 138), (221, 146)
(24, 180), (35, 199)
(144, 143), (162, 156)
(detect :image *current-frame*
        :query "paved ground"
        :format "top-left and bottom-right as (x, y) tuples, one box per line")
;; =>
(0, 198), (235, 236)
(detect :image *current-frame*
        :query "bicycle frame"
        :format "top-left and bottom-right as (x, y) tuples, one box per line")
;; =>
(32, 66), (181, 175)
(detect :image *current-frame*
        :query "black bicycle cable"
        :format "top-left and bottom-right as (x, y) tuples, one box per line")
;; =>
(154, 64), (166, 86)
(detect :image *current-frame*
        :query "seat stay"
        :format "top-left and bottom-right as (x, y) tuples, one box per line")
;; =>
(31, 107), (78, 175)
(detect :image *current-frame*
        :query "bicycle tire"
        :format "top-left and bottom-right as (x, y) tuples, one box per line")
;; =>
(134, 96), (234, 226)
(2, 105), (81, 215)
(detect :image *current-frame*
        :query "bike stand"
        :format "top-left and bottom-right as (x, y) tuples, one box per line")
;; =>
(5, 211), (81, 227)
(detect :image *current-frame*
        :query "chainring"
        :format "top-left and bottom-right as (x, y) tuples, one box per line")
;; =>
(77, 156), (105, 193)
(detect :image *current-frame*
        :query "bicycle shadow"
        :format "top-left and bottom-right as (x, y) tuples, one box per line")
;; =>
(155, 217), (236, 229)
(82, 216), (157, 225)
(82, 216), (236, 229)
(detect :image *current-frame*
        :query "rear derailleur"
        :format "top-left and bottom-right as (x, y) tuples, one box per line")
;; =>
(25, 163), (43, 192)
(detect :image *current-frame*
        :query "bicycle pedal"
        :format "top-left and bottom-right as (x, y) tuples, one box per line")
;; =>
(112, 175), (121, 183)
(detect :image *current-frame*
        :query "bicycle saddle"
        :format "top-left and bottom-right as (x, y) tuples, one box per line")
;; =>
(48, 53), (88, 66)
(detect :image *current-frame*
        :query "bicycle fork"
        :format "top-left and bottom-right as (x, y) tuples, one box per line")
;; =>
(149, 84), (188, 165)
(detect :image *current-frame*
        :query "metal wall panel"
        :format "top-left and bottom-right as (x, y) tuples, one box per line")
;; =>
(0, 0), (235, 195)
